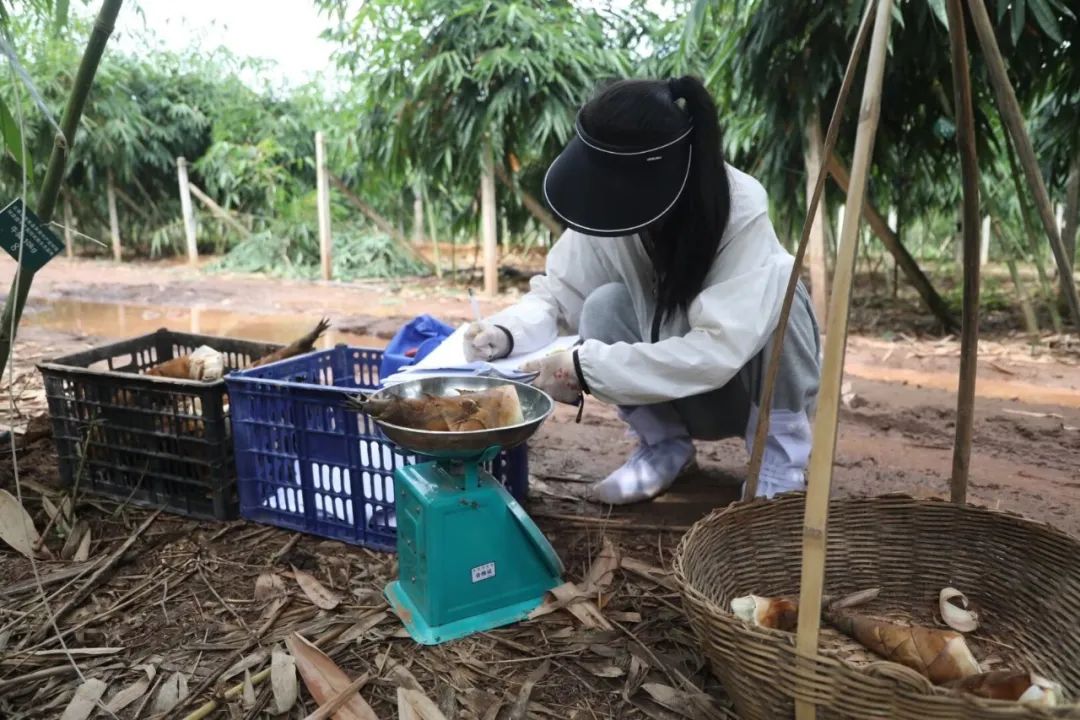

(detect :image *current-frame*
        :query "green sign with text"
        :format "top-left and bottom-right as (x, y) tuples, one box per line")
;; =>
(0, 198), (65, 273)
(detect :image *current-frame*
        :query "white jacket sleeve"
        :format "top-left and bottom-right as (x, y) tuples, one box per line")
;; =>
(577, 211), (794, 405)
(486, 230), (616, 355)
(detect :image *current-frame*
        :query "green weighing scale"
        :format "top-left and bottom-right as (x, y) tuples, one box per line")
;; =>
(360, 376), (564, 645)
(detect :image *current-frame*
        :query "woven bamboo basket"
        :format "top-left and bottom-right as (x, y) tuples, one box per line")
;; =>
(674, 493), (1080, 719)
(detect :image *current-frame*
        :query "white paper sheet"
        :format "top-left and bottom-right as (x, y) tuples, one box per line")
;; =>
(381, 323), (580, 386)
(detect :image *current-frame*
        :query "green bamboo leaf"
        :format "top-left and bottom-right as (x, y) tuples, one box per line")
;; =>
(1011, 0), (1027, 44)
(0, 97), (31, 183)
(927, 0), (949, 29)
(1027, 0), (1064, 43)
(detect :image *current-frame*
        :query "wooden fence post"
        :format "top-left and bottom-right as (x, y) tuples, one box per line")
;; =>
(188, 183), (251, 238)
(177, 157), (198, 264)
(106, 168), (121, 262)
(63, 195), (74, 259)
(481, 139), (498, 298)
(315, 131), (332, 281)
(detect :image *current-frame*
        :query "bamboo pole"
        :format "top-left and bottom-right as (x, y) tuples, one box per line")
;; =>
(804, 111), (829, 325)
(62, 195), (74, 258)
(967, 0), (1080, 330)
(946, 0), (980, 507)
(187, 182), (250, 238)
(315, 131), (332, 281)
(744, 0), (877, 500)
(1064, 152), (1079, 267)
(794, 1), (892, 717)
(176, 156), (198, 264)
(0, 0), (123, 378)
(826, 154), (958, 331)
(481, 140), (499, 298)
(106, 168), (121, 261)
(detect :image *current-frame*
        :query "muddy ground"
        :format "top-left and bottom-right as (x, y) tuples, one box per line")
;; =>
(0, 258), (1078, 718)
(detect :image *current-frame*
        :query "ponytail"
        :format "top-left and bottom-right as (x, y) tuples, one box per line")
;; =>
(653, 75), (731, 323)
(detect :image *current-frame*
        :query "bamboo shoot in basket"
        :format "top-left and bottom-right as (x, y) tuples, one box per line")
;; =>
(947, 670), (1062, 705)
(826, 611), (980, 684)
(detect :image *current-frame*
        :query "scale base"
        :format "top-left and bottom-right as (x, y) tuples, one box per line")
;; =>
(385, 580), (548, 646)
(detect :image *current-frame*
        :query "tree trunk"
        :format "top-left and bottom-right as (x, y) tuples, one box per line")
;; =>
(493, 162), (563, 237)
(106, 169), (121, 262)
(63, 195), (74, 259)
(998, 221), (1040, 340)
(177, 156), (198, 264)
(422, 185), (442, 279)
(968, 0), (1080, 330)
(412, 182), (425, 246)
(946, 0), (980, 506)
(804, 111), (829, 325)
(1003, 129), (1063, 333)
(481, 140), (498, 298)
(828, 154), (958, 331)
(1062, 151), (1079, 276)
(328, 173), (431, 268)
(315, 131), (332, 281)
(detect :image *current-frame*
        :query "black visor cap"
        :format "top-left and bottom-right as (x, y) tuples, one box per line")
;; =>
(542, 116), (693, 237)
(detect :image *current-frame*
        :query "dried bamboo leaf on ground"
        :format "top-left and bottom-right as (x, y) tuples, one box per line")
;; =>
(271, 646), (298, 715)
(577, 661), (625, 678)
(104, 664), (156, 713)
(242, 669), (257, 707)
(620, 557), (678, 592)
(642, 683), (725, 720)
(59, 677), (107, 720)
(153, 671), (189, 714)
(254, 572), (287, 602)
(508, 661), (550, 720)
(73, 524), (92, 563)
(285, 632), (377, 720)
(622, 656), (650, 703)
(581, 537), (620, 595)
(397, 687), (448, 720)
(336, 611), (389, 645)
(0, 487), (43, 558)
(61, 520), (89, 561)
(292, 566), (342, 610)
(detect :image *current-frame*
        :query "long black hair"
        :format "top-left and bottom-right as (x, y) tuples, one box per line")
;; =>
(579, 76), (731, 323)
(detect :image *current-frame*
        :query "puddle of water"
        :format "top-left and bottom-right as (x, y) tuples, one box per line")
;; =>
(25, 299), (388, 349)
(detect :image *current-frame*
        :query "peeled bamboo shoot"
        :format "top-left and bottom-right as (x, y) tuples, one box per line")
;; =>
(948, 670), (1061, 705)
(350, 384), (524, 432)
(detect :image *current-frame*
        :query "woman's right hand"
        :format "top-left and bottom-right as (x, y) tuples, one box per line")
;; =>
(463, 322), (511, 362)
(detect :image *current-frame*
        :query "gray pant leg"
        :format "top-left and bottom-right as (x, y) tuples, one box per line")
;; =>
(577, 281), (821, 440)
(676, 282), (821, 439)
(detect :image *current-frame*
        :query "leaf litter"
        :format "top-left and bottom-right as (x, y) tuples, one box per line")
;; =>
(0, 422), (734, 719)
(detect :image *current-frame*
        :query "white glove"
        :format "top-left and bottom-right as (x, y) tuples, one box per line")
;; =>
(463, 322), (512, 362)
(519, 350), (582, 405)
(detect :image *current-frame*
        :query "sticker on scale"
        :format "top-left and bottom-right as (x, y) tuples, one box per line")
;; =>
(470, 562), (496, 583)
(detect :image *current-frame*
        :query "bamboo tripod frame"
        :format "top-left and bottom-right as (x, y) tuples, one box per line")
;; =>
(735, 1), (1075, 717)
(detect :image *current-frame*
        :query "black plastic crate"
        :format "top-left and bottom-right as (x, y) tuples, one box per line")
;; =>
(38, 329), (281, 520)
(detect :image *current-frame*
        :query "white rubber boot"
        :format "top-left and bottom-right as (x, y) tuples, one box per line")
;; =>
(745, 407), (812, 498)
(588, 404), (695, 505)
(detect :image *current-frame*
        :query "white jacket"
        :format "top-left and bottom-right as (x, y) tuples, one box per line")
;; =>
(488, 165), (794, 406)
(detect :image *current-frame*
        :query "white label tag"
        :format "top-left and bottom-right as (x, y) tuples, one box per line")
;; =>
(471, 562), (496, 583)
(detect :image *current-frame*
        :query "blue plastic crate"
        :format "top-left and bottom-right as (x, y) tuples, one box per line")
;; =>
(225, 346), (529, 551)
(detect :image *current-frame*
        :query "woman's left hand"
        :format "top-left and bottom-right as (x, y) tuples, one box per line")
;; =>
(519, 350), (581, 405)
